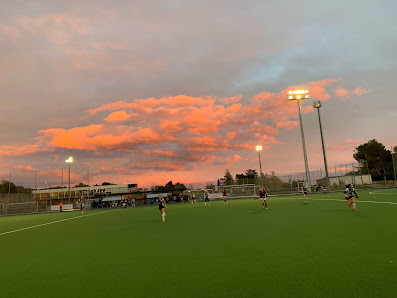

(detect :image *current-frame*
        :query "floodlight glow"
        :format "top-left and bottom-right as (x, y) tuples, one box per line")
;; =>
(65, 157), (73, 163)
(287, 89), (310, 101)
(256, 145), (262, 151)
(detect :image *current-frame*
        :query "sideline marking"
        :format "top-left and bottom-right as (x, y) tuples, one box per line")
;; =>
(281, 197), (397, 205)
(369, 191), (395, 195)
(0, 209), (119, 237)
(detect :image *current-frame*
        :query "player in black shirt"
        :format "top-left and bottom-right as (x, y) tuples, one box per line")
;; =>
(222, 189), (228, 204)
(344, 184), (358, 211)
(204, 190), (210, 207)
(259, 188), (268, 209)
(300, 183), (309, 203)
(156, 195), (167, 222)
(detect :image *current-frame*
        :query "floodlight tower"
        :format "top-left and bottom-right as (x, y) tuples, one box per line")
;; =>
(287, 89), (312, 191)
(256, 145), (263, 186)
(313, 101), (330, 190)
(65, 157), (73, 204)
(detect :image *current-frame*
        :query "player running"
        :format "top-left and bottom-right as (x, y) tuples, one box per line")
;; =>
(259, 187), (268, 209)
(156, 195), (167, 222)
(122, 199), (127, 211)
(204, 190), (210, 207)
(191, 192), (196, 204)
(222, 189), (228, 204)
(80, 201), (85, 215)
(301, 183), (309, 203)
(322, 185), (328, 194)
(345, 184), (358, 211)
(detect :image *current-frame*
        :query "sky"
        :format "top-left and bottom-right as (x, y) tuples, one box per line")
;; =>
(0, 0), (396, 189)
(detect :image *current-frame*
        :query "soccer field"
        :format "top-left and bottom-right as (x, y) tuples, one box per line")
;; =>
(1, 189), (396, 297)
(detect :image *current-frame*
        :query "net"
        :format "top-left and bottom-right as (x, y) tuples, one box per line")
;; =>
(5, 202), (38, 215)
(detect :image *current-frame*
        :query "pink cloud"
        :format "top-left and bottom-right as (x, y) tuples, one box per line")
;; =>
(276, 121), (299, 129)
(353, 88), (370, 96)
(105, 111), (130, 122)
(0, 78), (371, 188)
(328, 139), (362, 151)
(334, 88), (349, 98)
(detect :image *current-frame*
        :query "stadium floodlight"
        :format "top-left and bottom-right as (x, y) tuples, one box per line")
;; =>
(312, 100), (330, 190)
(287, 89), (312, 191)
(256, 146), (263, 187)
(65, 157), (73, 204)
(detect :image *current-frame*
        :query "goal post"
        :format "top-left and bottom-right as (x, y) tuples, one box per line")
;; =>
(5, 202), (39, 215)
(297, 181), (305, 193)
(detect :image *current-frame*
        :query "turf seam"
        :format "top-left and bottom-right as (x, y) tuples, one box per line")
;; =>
(281, 198), (397, 204)
(0, 209), (119, 237)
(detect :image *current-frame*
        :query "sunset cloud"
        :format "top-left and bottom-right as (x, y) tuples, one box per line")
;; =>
(0, 78), (371, 187)
(328, 139), (362, 151)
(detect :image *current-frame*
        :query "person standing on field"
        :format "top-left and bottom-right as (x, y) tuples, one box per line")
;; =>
(259, 187), (268, 209)
(204, 190), (210, 207)
(222, 189), (228, 204)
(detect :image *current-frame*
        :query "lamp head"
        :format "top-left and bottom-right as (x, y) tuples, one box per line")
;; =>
(288, 89), (309, 100)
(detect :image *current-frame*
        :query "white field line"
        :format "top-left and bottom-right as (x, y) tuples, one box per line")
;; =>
(0, 209), (119, 237)
(281, 197), (397, 205)
(369, 192), (395, 195)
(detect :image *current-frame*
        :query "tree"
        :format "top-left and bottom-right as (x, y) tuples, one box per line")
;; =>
(223, 169), (234, 185)
(235, 169), (259, 185)
(101, 182), (116, 185)
(206, 183), (215, 190)
(0, 181), (31, 194)
(353, 139), (393, 179)
(74, 182), (89, 187)
(245, 169), (258, 178)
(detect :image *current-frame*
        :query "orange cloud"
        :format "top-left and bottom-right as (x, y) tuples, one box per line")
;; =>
(353, 88), (370, 96)
(276, 121), (299, 129)
(328, 139), (362, 151)
(334, 88), (349, 98)
(105, 111), (130, 122)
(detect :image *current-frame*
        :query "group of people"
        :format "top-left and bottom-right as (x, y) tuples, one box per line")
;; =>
(298, 183), (358, 211)
(147, 183), (361, 223)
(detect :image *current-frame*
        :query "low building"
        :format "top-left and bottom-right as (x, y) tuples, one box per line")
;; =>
(32, 183), (138, 203)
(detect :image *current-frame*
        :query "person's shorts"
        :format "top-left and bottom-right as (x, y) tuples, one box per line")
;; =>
(204, 198), (209, 202)
(345, 195), (353, 200)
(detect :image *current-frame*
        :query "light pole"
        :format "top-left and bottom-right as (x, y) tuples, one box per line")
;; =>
(313, 100), (330, 191)
(288, 89), (312, 191)
(65, 157), (73, 204)
(256, 145), (263, 187)
(392, 147), (397, 187)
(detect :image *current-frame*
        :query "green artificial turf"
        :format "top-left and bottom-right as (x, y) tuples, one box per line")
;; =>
(0, 189), (396, 297)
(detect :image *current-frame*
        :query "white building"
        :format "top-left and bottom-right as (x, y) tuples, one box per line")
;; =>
(33, 183), (138, 202)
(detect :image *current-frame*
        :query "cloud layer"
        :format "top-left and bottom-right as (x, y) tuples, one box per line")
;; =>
(0, 79), (370, 187)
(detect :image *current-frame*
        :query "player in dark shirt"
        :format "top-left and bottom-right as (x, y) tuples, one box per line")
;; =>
(204, 190), (210, 207)
(300, 183), (309, 203)
(222, 189), (228, 204)
(259, 188), (268, 209)
(344, 184), (358, 211)
(156, 195), (167, 222)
